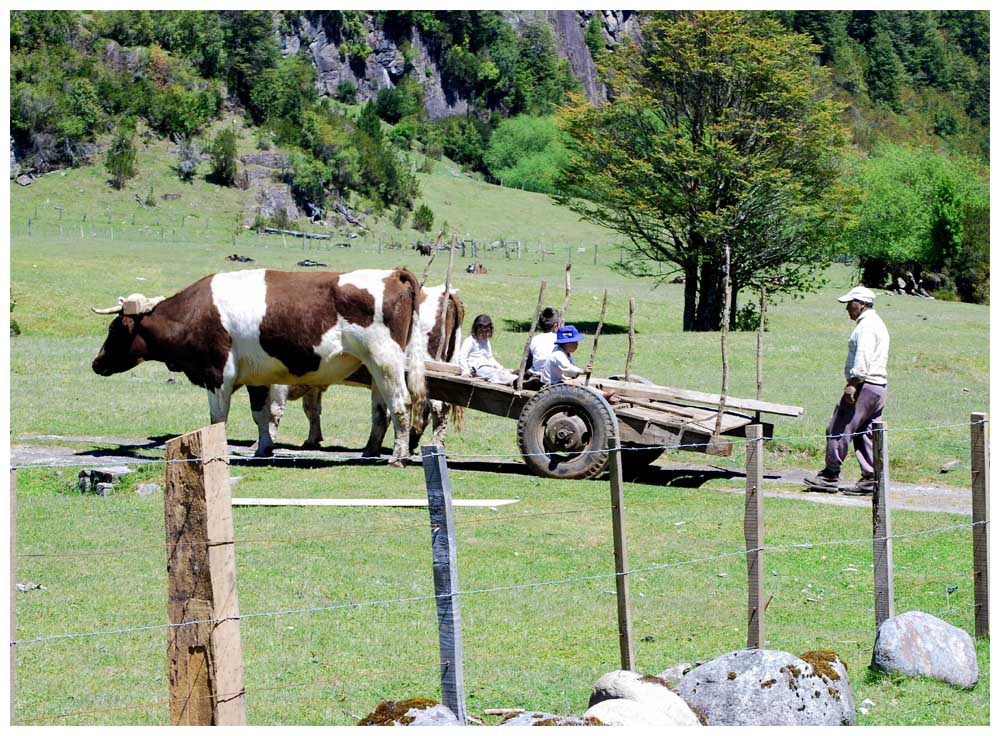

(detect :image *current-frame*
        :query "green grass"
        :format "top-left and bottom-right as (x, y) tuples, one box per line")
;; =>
(9, 141), (990, 725)
(13, 466), (988, 725)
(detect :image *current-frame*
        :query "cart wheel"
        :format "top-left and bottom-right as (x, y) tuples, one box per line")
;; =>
(517, 384), (616, 480)
(620, 443), (665, 479)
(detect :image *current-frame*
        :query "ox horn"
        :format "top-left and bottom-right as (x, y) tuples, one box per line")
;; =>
(91, 296), (125, 315)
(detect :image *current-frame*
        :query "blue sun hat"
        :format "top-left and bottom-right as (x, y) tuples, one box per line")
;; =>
(555, 324), (584, 344)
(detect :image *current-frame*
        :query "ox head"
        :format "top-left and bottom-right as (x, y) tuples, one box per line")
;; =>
(91, 294), (164, 376)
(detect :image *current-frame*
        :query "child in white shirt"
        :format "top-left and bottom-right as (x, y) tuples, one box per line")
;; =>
(458, 314), (518, 385)
(539, 324), (585, 384)
(527, 306), (560, 378)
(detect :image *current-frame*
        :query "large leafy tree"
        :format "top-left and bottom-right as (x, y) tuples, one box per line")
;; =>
(839, 143), (989, 289)
(556, 10), (855, 331)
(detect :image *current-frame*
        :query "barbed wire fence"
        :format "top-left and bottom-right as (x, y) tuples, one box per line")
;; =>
(10, 416), (989, 725)
(12, 215), (634, 269)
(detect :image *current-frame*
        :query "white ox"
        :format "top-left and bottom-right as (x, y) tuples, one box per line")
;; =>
(266, 283), (464, 456)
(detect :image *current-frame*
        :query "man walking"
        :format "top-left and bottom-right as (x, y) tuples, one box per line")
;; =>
(804, 286), (890, 495)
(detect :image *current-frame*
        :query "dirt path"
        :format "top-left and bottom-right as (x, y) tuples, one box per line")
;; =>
(11, 435), (971, 516)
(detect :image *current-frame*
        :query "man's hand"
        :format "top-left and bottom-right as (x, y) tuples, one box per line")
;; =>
(842, 383), (858, 406)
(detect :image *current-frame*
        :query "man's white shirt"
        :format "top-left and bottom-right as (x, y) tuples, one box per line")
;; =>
(845, 309), (889, 385)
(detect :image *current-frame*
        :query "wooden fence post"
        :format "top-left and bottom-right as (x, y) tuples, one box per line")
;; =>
(607, 427), (635, 670)
(871, 420), (894, 630)
(421, 446), (468, 723)
(971, 412), (989, 638)
(164, 424), (246, 726)
(10, 468), (16, 723)
(744, 424), (765, 649)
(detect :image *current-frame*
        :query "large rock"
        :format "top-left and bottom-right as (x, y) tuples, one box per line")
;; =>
(584, 698), (689, 727)
(357, 698), (460, 726)
(589, 669), (701, 726)
(78, 466), (132, 495)
(500, 711), (600, 726)
(872, 610), (978, 688)
(676, 649), (854, 726)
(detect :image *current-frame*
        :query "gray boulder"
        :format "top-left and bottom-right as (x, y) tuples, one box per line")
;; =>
(676, 649), (854, 726)
(584, 698), (684, 727)
(589, 669), (701, 726)
(500, 711), (599, 726)
(357, 699), (460, 726)
(656, 662), (695, 687)
(872, 610), (978, 688)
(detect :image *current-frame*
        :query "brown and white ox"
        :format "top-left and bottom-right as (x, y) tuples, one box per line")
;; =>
(266, 284), (464, 456)
(91, 268), (427, 464)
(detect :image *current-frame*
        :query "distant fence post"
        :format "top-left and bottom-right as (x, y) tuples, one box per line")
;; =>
(744, 424), (765, 649)
(607, 428), (635, 670)
(871, 420), (894, 630)
(971, 412), (989, 638)
(164, 424), (246, 726)
(421, 446), (468, 724)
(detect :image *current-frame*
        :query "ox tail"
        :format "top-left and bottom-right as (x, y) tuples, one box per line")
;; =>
(449, 404), (465, 433)
(401, 270), (428, 408)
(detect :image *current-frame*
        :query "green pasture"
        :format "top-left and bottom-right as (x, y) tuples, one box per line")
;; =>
(12, 464), (989, 726)
(9, 144), (990, 725)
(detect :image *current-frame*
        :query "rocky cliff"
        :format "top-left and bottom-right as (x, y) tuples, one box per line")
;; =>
(282, 10), (640, 119)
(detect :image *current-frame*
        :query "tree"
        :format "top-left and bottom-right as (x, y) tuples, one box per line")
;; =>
(412, 203), (434, 232)
(176, 136), (199, 181)
(556, 11), (854, 331)
(865, 19), (906, 111)
(105, 122), (137, 189)
(839, 143), (989, 289)
(209, 126), (238, 186)
(484, 115), (568, 193)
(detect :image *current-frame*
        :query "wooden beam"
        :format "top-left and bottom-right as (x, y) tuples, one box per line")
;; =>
(231, 498), (519, 507)
(569, 376), (803, 417)
(745, 424), (765, 649)
(584, 289), (608, 384)
(164, 424), (246, 726)
(421, 446), (468, 723)
(560, 264), (572, 324)
(871, 420), (895, 630)
(607, 426), (635, 670)
(971, 412), (989, 638)
(625, 298), (636, 381)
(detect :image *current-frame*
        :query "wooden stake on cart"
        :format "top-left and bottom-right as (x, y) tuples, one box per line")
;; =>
(516, 281), (547, 391)
(584, 289), (609, 385)
(757, 286), (767, 401)
(436, 235), (457, 360)
(711, 244), (732, 450)
(625, 298), (636, 381)
(560, 264), (572, 325)
(419, 229), (448, 289)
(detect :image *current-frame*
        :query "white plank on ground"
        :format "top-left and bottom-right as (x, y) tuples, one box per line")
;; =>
(232, 498), (518, 507)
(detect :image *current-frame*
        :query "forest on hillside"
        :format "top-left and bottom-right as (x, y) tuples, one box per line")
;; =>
(9, 9), (990, 308)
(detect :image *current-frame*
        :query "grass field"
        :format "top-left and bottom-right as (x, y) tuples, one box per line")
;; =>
(9, 138), (990, 725)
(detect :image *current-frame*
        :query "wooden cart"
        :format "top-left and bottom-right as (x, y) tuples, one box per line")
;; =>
(424, 361), (804, 480)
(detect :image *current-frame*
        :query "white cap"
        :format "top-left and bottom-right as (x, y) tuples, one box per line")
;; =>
(837, 286), (875, 304)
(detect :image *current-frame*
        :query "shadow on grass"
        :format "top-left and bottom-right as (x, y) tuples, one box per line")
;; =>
(74, 436), (777, 490)
(501, 318), (632, 335)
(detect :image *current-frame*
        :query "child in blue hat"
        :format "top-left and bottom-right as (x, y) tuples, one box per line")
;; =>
(539, 324), (585, 384)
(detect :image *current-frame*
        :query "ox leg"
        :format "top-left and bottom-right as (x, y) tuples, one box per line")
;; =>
(361, 389), (391, 459)
(247, 385), (274, 457)
(368, 373), (410, 466)
(428, 400), (450, 447)
(267, 385), (289, 443)
(302, 387), (325, 449)
(408, 399), (432, 455)
(208, 382), (234, 426)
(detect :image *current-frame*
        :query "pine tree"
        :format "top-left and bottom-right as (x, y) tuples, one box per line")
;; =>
(865, 21), (906, 111)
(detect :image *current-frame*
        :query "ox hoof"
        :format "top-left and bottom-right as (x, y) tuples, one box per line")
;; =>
(388, 457), (407, 468)
(301, 440), (322, 450)
(254, 448), (275, 459)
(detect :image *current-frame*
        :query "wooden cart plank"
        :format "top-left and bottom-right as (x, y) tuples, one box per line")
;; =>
(571, 376), (804, 417)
